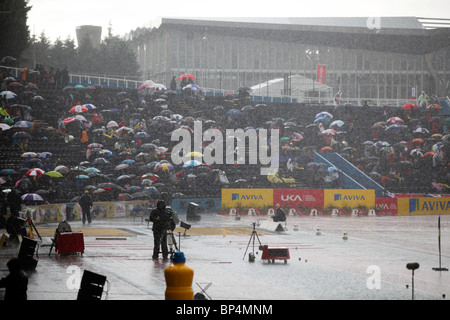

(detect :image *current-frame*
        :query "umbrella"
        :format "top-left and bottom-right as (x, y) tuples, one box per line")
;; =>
(321, 129), (337, 136)
(45, 171), (64, 178)
(74, 84), (85, 89)
(12, 131), (31, 140)
(54, 165), (70, 174)
(183, 160), (202, 168)
(84, 167), (100, 174)
(62, 117), (77, 125)
(0, 123), (11, 131)
(330, 120), (345, 128)
(314, 117), (330, 124)
(156, 163), (174, 171)
(182, 83), (200, 91)
(121, 159), (135, 164)
(21, 152), (37, 158)
(401, 102), (419, 109)
(83, 103), (96, 110)
(226, 109), (242, 116)
(115, 164), (129, 170)
(319, 146), (333, 153)
(0, 169), (17, 175)
(141, 173), (160, 182)
(75, 175), (90, 179)
(38, 152), (52, 158)
(315, 111), (333, 120)
(185, 152), (203, 158)
(151, 83), (167, 90)
(118, 193), (133, 201)
(26, 168), (45, 176)
(88, 143), (103, 149)
(69, 105), (89, 113)
(426, 104), (441, 110)
(387, 117), (403, 124)
(0, 91), (18, 99)
(178, 74), (195, 80)
(106, 120), (119, 128)
(133, 132), (151, 139)
(414, 127), (430, 134)
(137, 83), (148, 90)
(98, 183), (124, 192)
(91, 158), (111, 166)
(13, 120), (33, 128)
(21, 193), (44, 202)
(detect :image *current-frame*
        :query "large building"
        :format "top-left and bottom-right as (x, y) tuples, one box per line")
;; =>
(127, 17), (450, 106)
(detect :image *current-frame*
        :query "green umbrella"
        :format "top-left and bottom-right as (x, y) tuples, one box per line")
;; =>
(45, 171), (64, 178)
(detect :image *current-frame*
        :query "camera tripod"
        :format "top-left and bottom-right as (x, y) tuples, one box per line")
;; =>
(243, 222), (262, 262)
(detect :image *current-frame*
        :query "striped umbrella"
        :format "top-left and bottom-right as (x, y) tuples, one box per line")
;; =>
(21, 193), (45, 202)
(26, 168), (45, 176)
(69, 105), (89, 113)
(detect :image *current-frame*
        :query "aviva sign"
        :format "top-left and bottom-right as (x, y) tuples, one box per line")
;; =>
(324, 189), (375, 209)
(398, 197), (450, 215)
(222, 189), (273, 208)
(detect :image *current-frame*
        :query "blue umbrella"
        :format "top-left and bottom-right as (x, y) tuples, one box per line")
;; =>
(121, 159), (135, 164)
(13, 120), (33, 128)
(183, 160), (202, 167)
(226, 109), (242, 116)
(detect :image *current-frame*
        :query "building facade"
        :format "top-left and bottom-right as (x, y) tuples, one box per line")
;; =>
(127, 17), (450, 106)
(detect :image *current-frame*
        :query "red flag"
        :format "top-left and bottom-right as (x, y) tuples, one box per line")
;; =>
(316, 64), (327, 84)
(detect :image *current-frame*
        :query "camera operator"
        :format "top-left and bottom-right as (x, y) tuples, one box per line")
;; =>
(150, 200), (176, 260)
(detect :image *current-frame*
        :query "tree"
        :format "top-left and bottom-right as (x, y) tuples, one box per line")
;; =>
(0, 0), (31, 61)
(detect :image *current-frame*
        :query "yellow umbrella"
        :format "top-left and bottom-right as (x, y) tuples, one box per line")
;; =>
(185, 152), (203, 158)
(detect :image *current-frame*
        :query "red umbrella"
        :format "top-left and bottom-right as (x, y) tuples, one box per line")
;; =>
(62, 117), (77, 125)
(401, 102), (419, 109)
(319, 146), (333, 153)
(321, 129), (337, 136)
(26, 168), (45, 176)
(387, 117), (403, 124)
(426, 104), (441, 110)
(69, 105), (89, 113)
(178, 74), (195, 81)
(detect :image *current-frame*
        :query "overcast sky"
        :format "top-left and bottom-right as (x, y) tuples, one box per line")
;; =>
(27, 0), (450, 43)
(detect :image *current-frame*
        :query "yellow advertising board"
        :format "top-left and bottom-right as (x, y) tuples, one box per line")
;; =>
(222, 189), (273, 208)
(397, 197), (450, 215)
(324, 189), (375, 209)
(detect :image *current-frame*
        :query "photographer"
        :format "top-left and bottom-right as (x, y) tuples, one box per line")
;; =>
(150, 200), (176, 260)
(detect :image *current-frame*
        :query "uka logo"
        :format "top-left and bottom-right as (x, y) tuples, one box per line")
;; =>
(171, 121), (279, 175)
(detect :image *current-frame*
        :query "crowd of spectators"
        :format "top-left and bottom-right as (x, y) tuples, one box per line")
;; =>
(1, 63), (450, 216)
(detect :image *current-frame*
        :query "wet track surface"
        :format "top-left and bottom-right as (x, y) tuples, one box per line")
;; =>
(1, 213), (449, 300)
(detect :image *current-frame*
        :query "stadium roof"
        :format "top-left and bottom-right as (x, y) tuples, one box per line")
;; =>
(130, 16), (450, 55)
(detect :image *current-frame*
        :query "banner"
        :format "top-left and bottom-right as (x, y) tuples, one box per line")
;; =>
(324, 189), (375, 209)
(222, 189), (273, 208)
(273, 189), (323, 208)
(375, 198), (398, 215)
(316, 64), (327, 84)
(398, 197), (450, 215)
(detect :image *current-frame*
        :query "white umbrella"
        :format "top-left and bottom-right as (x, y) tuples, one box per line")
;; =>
(0, 90), (18, 99)
(107, 120), (119, 128)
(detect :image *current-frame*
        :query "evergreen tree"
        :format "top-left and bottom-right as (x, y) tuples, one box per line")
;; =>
(0, 0), (31, 62)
